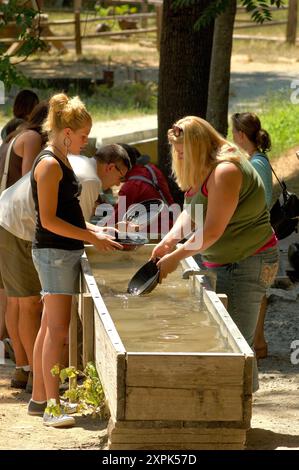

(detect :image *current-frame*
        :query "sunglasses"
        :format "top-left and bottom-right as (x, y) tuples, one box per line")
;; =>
(114, 164), (127, 178)
(172, 124), (183, 137)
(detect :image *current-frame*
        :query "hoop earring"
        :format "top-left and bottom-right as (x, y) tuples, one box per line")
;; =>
(63, 136), (72, 150)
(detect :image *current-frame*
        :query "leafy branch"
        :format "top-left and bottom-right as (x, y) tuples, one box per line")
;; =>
(51, 362), (109, 418)
(173, 0), (285, 29)
(0, 0), (47, 89)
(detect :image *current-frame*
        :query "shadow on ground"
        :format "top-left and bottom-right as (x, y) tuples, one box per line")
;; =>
(246, 427), (299, 450)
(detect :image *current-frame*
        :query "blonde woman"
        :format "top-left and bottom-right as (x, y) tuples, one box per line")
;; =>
(151, 116), (279, 392)
(28, 93), (122, 427)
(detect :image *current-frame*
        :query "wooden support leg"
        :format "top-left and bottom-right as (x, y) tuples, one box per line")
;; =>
(82, 293), (94, 368)
(217, 293), (228, 309)
(69, 296), (78, 388)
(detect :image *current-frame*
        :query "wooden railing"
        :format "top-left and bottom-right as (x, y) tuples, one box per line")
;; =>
(0, 1), (297, 57)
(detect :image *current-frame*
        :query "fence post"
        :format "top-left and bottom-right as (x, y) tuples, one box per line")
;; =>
(74, 0), (82, 56)
(141, 0), (148, 28)
(286, 0), (297, 44)
(156, 2), (163, 52)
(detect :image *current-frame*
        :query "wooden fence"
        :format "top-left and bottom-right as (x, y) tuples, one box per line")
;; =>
(0, 0), (297, 57)
(0, 0), (162, 56)
(234, 0), (297, 44)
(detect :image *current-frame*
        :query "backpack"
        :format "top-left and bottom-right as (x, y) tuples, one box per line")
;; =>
(128, 164), (170, 205)
(0, 137), (17, 195)
(269, 162), (299, 240)
(270, 185), (299, 240)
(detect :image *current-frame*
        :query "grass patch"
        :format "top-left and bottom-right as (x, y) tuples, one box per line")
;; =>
(81, 82), (157, 120)
(0, 81), (157, 127)
(228, 91), (299, 159)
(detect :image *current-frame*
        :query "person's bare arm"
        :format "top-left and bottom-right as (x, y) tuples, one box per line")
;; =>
(14, 131), (43, 175)
(157, 162), (242, 279)
(35, 157), (122, 251)
(151, 209), (193, 259)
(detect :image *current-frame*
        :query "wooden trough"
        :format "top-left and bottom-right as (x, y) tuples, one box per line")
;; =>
(78, 245), (253, 450)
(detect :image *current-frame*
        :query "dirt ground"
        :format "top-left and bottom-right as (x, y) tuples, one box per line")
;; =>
(1, 52), (299, 451)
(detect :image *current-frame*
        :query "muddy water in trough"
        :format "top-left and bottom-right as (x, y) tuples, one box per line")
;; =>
(90, 252), (232, 353)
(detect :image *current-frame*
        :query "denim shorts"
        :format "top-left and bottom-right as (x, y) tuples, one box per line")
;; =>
(32, 248), (84, 296)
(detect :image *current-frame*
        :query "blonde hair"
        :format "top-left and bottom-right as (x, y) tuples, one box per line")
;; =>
(43, 93), (92, 135)
(168, 116), (241, 191)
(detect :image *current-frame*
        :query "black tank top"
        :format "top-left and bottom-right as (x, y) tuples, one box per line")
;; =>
(31, 150), (85, 250)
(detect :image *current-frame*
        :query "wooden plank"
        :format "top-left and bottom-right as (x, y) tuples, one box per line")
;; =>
(108, 418), (246, 449)
(233, 34), (285, 42)
(180, 254), (253, 355)
(94, 310), (126, 421)
(126, 354), (244, 388)
(74, 11), (82, 56)
(81, 252), (125, 354)
(45, 13), (156, 27)
(141, 0), (148, 28)
(286, 0), (297, 44)
(204, 288), (253, 356)
(82, 293), (94, 367)
(217, 293), (228, 309)
(81, 27), (157, 40)
(125, 386), (243, 421)
(110, 442), (245, 450)
(242, 355), (253, 428)
(81, 249), (126, 420)
(155, 3), (162, 51)
(111, 428), (245, 444)
(69, 296), (78, 389)
(109, 418), (248, 430)
(234, 20), (286, 29)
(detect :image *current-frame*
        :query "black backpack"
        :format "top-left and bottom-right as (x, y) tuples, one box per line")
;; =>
(269, 163), (299, 240)
(270, 183), (299, 240)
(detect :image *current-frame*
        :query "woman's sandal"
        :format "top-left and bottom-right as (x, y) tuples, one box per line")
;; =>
(254, 344), (268, 360)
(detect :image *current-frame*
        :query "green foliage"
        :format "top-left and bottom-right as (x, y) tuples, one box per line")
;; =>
(0, 82), (157, 125)
(258, 93), (299, 158)
(87, 81), (157, 115)
(0, 56), (28, 89)
(228, 92), (299, 159)
(51, 362), (108, 418)
(0, 0), (46, 90)
(114, 5), (138, 15)
(173, 0), (285, 29)
(45, 399), (61, 417)
(95, 3), (137, 17)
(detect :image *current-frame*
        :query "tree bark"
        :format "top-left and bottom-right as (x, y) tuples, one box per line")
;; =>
(206, 0), (237, 137)
(158, 0), (214, 205)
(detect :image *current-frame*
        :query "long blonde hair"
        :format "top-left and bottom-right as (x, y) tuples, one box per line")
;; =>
(168, 116), (241, 190)
(43, 93), (92, 135)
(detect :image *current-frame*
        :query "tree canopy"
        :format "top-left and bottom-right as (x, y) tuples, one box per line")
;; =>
(0, 0), (46, 89)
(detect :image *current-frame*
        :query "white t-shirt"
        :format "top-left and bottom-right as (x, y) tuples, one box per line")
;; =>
(0, 154), (101, 241)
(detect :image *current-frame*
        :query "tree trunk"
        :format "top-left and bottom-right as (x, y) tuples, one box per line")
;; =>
(158, 0), (214, 205)
(206, 0), (237, 137)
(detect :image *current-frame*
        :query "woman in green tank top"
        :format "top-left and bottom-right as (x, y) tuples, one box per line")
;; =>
(151, 116), (279, 392)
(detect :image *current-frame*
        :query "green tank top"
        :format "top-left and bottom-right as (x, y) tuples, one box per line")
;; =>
(185, 151), (273, 264)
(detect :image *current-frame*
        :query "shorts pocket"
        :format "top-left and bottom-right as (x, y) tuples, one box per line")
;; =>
(259, 261), (279, 288)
